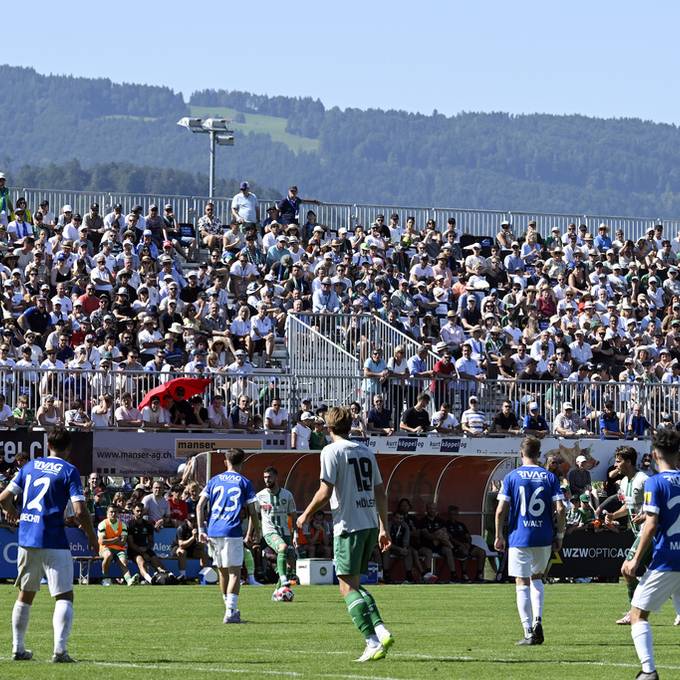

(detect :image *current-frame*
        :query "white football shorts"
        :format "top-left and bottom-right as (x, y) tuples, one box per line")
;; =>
(632, 569), (680, 612)
(208, 537), (243, 569)
(15, 547), (74, 596)
(508, 546), (552, 578)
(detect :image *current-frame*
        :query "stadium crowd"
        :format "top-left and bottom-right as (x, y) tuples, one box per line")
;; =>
(1, 172), (680, 437)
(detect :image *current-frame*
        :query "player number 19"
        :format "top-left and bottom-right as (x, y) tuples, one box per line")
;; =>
(349, 457), (373, 492)
(519, 486), (545, 517)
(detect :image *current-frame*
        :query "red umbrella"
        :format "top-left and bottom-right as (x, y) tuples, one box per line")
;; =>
(137, 377), (211, 411)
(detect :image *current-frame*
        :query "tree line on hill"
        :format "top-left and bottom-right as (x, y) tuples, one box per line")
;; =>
(4, 65), (680, 217)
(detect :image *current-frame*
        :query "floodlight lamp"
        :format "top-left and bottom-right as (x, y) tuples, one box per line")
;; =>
(177, 117), (209, 133)
(215, 134), (235, 146)
(202, 118), (230, 132)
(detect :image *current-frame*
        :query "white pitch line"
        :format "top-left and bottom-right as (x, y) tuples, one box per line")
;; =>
(60, 660), (409, 680)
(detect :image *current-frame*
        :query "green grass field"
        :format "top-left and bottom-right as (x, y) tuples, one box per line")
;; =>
(189, 105), (320, 154)
(0, 583), (677, 679)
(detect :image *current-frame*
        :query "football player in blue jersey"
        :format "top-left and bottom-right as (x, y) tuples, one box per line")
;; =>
(623, 429), (680, 680)
(494, 436), (565, 646)
(196, 448), (260, 624)
(0, 427), (98, 663)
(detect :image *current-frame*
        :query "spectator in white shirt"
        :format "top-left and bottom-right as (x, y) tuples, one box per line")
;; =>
(231, 182), (259, 226)
(207, 394), (230, 429)
(569, 329), (593, 365)
(141, 396), (171, 429)
(291, 412), (314, 450)
(264, 399), (289, 433)
(115, 392), (143, 428)
(0, 393), (15, 427)
(249, 305), (276, 366)
(431, 403), (460, 433)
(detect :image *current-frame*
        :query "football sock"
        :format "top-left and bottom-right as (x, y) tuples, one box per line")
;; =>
(344, 591), (375, 640)
(359, 588), (385, 630)
(530, 579), (544, 623)
(123, 573), (132, 585)
(12, 601), (31, 653)
(672, 592), (680, 615)
(515, 585), (533, 636)
(627, 577), (639, 603)
(243, 549), (255, 575)
(179, 570), (186, 577)
(225, 593), (238, 613)
(276, 551), (287, 578)
(631, 620), (655, 673)
(144, 574), (153, 584)
(53, 600), (73, 655)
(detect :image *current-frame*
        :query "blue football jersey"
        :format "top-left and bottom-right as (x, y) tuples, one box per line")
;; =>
(8, 457), (85, 550)
(498, 464), (563, 548)
(643, 470), (680, 572)
(201, 471), (256, 538)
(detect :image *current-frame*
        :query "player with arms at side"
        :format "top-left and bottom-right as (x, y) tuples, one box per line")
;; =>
(494, 436), (565, 646)
(0, 427), (98, 662)
(196, 448), (261, 624)
(256, 466), (298, 587)
(623, 429), (680, 680)
(601, 446), (651, 625)
(297, 406), (394, 663)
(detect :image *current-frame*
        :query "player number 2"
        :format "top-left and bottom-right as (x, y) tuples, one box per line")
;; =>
(666, 496), (680, 536)
(349, 457), (373, 492)
(22, 475), (51, 513)
(519, 486), (545, 517)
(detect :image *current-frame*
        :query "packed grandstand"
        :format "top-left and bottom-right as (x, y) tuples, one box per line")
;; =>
(0, 173), (677, 587)
(0, 175), (677, 441)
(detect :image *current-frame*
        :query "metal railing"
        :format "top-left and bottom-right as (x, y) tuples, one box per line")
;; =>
(290, 312), (439, 370)
(286, 313), (359, 376)
(2, 366), (676, 437)
(9, 187), (671, 243)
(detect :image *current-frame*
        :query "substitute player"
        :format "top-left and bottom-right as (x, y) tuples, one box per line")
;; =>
(602, 446), (649, 625)
(297, 406), (393, 662)
(624, 429), (680, 680)
(0, 427), (98, 662)
(196, 448), (260, 624)
(494, 436), (565, 646)
(98, 505), (139, 587)
(256, 466), (297, 587)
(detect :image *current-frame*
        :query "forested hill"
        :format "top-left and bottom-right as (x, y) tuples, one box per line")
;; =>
(4, 65), (680, 216)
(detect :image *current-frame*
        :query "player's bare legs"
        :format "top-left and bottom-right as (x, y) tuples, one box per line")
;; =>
(219, 566), (242, 623)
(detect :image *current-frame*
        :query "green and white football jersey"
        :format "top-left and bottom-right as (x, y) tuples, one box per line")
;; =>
(618, 470), (648, 537)
(320, 439), (382, 537)
(256, 488), (296, 537)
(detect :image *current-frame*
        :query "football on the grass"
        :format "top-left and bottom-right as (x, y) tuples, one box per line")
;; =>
(272, 586), (294, 602)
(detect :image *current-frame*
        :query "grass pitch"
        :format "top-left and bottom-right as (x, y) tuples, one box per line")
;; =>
(0, 582), (678, 679)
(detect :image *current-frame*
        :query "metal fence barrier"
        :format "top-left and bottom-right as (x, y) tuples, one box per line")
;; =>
(1, 367), (676, 437)
(10, 187), (671, 243)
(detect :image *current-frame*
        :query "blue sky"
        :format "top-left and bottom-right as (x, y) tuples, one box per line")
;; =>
(7, 0), (680, 124)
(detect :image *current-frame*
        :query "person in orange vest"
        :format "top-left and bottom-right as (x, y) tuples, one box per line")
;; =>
(98, 506), (139, 587)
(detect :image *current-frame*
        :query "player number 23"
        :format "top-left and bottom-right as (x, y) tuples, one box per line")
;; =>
(519, 486), (545, 517)
(213, 486), (241, 517)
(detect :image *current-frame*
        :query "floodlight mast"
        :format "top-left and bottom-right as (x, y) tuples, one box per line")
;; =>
(176, 117), (235, 198)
